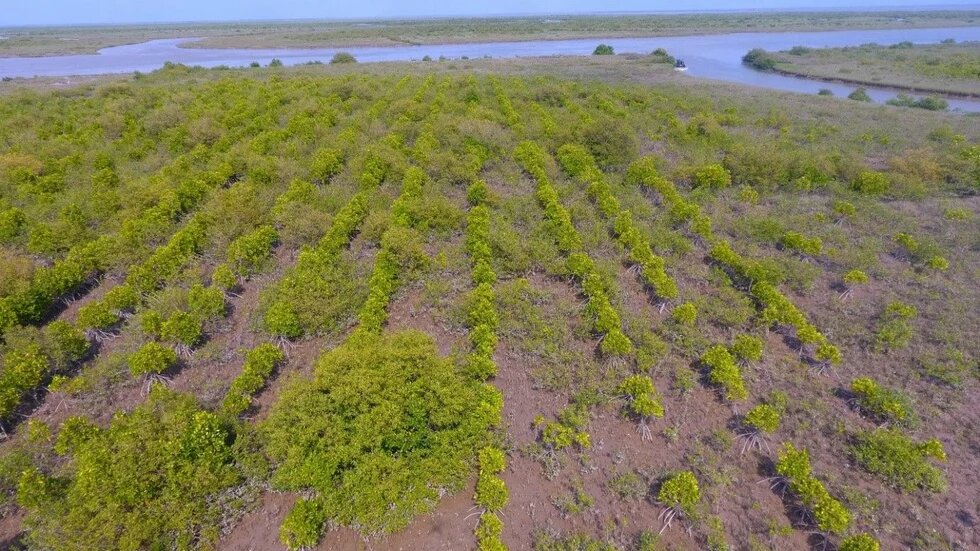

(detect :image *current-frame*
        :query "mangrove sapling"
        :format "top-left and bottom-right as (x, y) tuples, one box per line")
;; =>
(737, 403), (780, 454)
(616, 375), (665, 442)
(839, 269), (868, 300)
(657, 471), (700, 534)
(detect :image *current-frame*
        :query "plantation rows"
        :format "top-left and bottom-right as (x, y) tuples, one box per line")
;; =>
(0, 67), (975, 551)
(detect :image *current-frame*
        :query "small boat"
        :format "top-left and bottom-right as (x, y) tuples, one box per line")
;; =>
(674, 59), (687, 71)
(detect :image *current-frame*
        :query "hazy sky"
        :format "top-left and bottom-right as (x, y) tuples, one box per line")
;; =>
(5, 1), (979, 26)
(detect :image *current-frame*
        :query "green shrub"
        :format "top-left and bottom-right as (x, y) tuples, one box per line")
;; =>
(780, 231), (822, 256)
(671, 302), (697, 326)
(279, 498), (326, 550)
(330, 52), (357, 64)
(775, 444), (851, 534)
(617, 375), (665, 419)
(744, 404), (780, 433)
(850, 377), (916, 426)
(129, 341), (177, 377)
(742, 48), (778, 70)
(874, 300), (916, 352)
(226, 225), (278, 277)
(701, 345), (748, 401)
(475, 473), (508, 512)
(852, 171), (889, 195)
(657, 471), (700, 515)
(693, 163), (732, 189)
(731, 334), (764, 363)
(848, 88), (872, 102)
(475, 512), (505, 551)
(18, 387), (242, 550)
(592, 44), (614, 56)
(222, 343), (285, 416)
(262, 331), (499, 538)
(839, 533), (880, 551)
(851, 429), (946, 493)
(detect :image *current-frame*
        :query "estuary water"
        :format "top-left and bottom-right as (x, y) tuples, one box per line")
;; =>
(2, 26), (979, 111)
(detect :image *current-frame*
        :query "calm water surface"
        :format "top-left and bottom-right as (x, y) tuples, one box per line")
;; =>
(2, 26), (979, 110)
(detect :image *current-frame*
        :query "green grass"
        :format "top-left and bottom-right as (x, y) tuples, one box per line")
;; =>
(745, 41), (980, 97)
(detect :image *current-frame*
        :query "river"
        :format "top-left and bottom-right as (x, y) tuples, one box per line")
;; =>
(2, 26), (979, 111)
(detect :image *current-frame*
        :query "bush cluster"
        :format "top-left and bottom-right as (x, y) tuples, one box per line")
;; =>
(625, 156), (713, 240)
(221, 343), (285, 416)
(711, 241), (840, 365)
(0, 321), (88, 421)
(850, 377), (916, 426)
(354, 167), (429, 336)
(657, 471), (700, 516)
(780, 231), (823, 257)
(701, 344), (748, 401)
(516, 142), (631, 357)
(18, 387), (242, 550)
(263, 331), (500, 543)
(851, 429), (946, 493)
(617, 374), (665, 419)
(557, 144), (678, 302)
(775, 444), (851, 534)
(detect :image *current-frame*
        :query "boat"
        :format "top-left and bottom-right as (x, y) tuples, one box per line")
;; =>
(674, 59), (687, 71)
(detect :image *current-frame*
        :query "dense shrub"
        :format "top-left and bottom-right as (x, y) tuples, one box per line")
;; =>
(742, 48), (778, 70)
(330, 52), (357, 64)
(848, 88), (872, 102)
(851, 429), (946, 493)
(776, 444), (851, 534)
(592, 44), (615, 55)
(693, 163), (732, 189)
(263, 331), (499, 539)
(850, 377), (917, 427)
(18, 387), (242, 550)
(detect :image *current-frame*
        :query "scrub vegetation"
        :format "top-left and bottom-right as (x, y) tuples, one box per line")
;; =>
(0, 48), (976, 551)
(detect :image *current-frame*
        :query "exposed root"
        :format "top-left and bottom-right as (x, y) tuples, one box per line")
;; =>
(85, 329), (116, 343)
(658, 505), (682, 534)
(838, 288), (854, 301)
(273, 336), (293, 356)
(636, 420), (653, 442)
(737, 429), (771, 455)
(142, 374), (172, 396)
(759, 476), (789, 498)
(174, 343), (194, 358)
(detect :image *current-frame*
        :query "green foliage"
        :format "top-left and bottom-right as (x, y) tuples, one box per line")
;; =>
(731, 334), (764, 363)
(775, 444), (851, 534)
(263, 331), (499, 538)
(128, 341), (177, 376)
(539, 405), (592, 451)
(874, 300), (917, 352)
(743, 48), (778, 70)
(843, 269), (869, 285)
(18, 387), (242, 551)
(76, 301), (120, 331)
(330, 52), (357, 64)
(222, 343), (286, 416)
(851, 429), (947, 493)
(617, 375), (665, 419)
(693, 163), (732, 189)
(671, 302), (697, 326)
(852, 171), (889, 195)
(848, 88), (872, 102)
(188, 284), (226, 320)
(280, 498), (326, 551)
(744, 404), (780, 433)
(780, 231), (822, 256)
(701, 345), (748, 401)
(839, 533), (881, 551)
(886, 94), (948, 111)
(226, 225), (278, 277)
(850, 377), (916, 426)
(592, 44), (614, 55)
(476, 512), (505, 551)
(161, 311), (202, 347)
(657, 471), (700, 515)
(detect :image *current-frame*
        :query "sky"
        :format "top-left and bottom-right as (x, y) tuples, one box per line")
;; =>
(4, 1), (979, 26)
